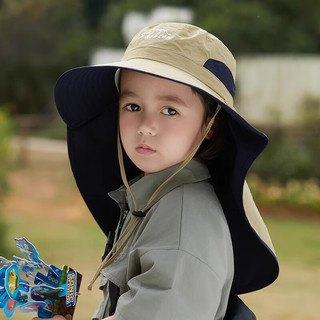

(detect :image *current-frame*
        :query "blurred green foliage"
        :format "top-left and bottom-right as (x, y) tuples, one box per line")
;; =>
(251, 131), (317, 183)
(0, 111), (12, 256)
(0, 0), (319, 211)
(0, 0), (320, 115)
(251, 96), (320, 183)
(248, 96), (320, 210)
(249, 175), (320, 211)
(97, 0), (320, 52)
(0, 0), (89, 115)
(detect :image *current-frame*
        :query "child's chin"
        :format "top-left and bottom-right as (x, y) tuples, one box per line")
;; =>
(135, 163), (162, 175)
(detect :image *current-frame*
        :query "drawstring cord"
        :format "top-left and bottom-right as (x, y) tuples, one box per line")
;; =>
(88, 105), (221, 290)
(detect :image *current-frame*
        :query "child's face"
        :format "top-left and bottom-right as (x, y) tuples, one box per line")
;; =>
(119, 70), (207, 174)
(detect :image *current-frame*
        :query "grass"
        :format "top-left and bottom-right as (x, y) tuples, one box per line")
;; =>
(1, 150), (107, 320)
(265, 217), (320, 267)
(1, 148), (320, 319)
(241, 215), (320, 320)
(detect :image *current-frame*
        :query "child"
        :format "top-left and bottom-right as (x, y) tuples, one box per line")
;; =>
(52, 23), (279, 320)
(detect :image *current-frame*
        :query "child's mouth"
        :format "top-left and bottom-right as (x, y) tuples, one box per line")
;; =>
(136, 144), (156, 155)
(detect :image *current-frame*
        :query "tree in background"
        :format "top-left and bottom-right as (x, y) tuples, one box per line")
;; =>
(196, 0), (320, 53)
(82, 0), (108, 31)
(96, 0), (320, 53)
(0, 0), (318, 211)
(0, 0), (89, 115)
(0, 0), (319, 116)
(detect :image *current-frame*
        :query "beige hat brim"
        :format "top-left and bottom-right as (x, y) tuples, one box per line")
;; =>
(100, 58), (236, 112)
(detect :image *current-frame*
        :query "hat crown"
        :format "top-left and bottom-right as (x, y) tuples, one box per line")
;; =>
(122, 23), (236, 107)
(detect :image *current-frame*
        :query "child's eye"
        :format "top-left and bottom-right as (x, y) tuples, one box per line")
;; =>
(162, 107), (178, 116)
(124, 104), (140, 111)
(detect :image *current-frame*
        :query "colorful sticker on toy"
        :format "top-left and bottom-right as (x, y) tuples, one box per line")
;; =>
(0, 237), (82, 318)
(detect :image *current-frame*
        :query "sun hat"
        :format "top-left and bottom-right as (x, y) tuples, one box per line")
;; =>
(54, 22), (279, 294)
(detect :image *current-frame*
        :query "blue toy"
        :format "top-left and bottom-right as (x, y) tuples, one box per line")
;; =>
(0, 238), (82, 318)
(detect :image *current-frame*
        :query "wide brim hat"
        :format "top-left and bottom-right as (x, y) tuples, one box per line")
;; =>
(55, 23), (279, 294)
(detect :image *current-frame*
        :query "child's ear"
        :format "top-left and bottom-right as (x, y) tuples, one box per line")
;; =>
(205, 128), (214, 140)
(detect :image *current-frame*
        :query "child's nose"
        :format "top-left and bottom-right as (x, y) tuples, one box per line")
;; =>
(137, 113), (157, 136)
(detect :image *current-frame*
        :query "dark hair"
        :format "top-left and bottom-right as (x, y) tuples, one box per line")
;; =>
(193, 88), (227, 162)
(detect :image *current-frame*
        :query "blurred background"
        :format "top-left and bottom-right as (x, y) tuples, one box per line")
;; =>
(0, 0), (319, 319)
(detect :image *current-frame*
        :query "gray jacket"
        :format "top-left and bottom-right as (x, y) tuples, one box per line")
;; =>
(92, 159), (234, 320)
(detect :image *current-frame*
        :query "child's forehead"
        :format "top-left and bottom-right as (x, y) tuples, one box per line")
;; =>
(119, 69), (204, 106)
(119, 69), (194, 92)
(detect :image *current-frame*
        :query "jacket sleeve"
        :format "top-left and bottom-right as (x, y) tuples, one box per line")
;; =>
(114, 248), (229, 320)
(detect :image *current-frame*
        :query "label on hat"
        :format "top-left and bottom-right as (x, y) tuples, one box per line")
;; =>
(139, 28), (173, 40)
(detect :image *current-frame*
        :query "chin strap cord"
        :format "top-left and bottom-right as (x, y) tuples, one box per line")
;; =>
(88, 105), (221, 290)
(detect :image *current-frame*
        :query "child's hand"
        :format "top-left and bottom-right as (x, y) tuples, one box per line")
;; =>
(32, 315), (72, 320)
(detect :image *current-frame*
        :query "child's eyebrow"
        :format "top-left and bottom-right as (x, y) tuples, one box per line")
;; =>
(156, 94), (188, 107)
(119, 90), (137, 99)
(119, 91), (188, 107)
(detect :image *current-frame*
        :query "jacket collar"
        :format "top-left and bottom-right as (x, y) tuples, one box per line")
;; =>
(108, 159), (210, 212)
